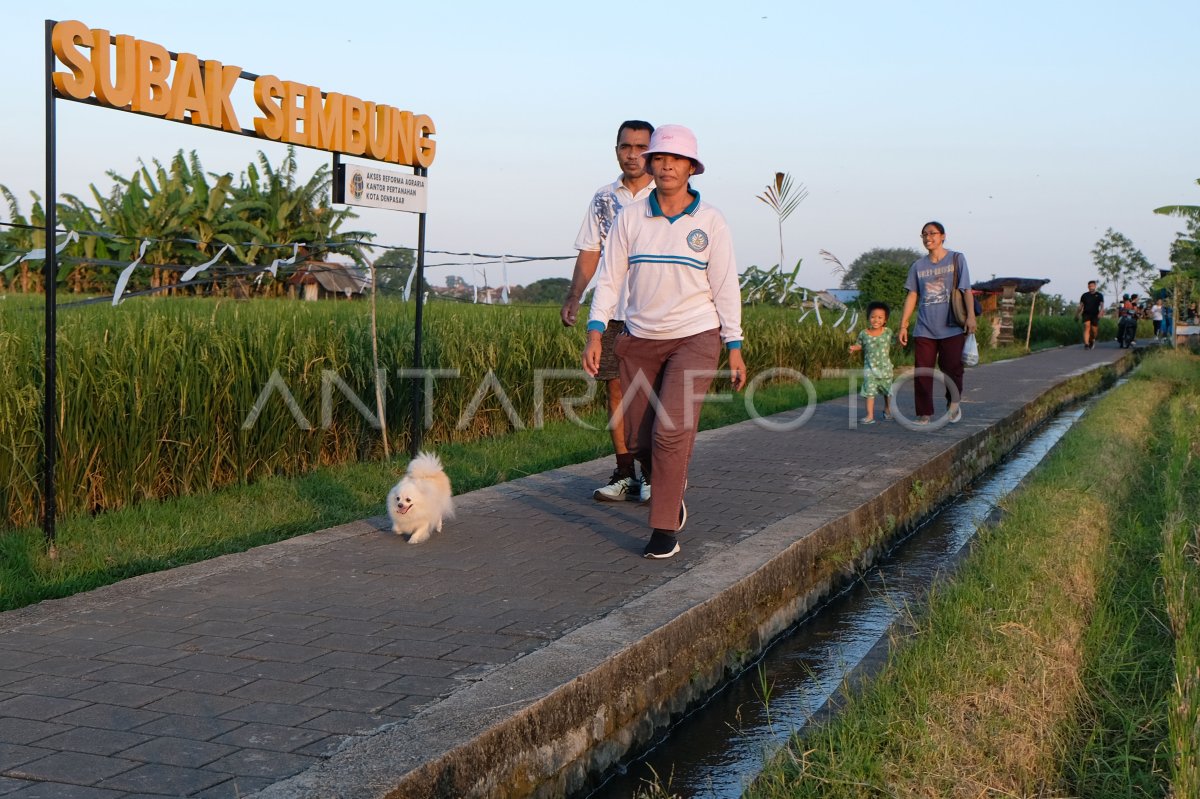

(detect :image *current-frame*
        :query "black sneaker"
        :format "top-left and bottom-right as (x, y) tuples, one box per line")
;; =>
(642, 531), (680, 559)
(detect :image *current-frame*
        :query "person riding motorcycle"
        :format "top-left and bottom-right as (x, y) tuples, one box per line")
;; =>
(1117, 294), (1138, 348)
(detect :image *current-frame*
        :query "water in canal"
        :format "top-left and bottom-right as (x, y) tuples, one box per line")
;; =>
(584, 400), (1094, 799)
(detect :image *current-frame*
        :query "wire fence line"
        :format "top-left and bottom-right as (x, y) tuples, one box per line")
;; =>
(0, 220), (578, 310)
(0, 220), (575, 267)
(2, 222), (985, 325)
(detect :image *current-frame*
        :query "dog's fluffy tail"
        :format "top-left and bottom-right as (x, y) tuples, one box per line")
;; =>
(407, 451), (445, 480)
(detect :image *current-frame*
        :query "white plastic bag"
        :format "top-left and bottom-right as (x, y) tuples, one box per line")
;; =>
(963, 333), (979, 367)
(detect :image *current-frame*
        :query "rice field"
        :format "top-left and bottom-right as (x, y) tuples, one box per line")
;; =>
(0, 296), (858, 528)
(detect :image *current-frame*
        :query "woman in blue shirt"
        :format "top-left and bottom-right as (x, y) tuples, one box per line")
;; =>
(897, 221), (976, 424)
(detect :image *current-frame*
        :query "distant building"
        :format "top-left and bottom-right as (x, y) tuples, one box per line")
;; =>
(287, 261), (369, 300)
(824, 289), (859, 306)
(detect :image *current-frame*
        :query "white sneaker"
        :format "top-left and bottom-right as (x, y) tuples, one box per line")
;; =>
(594, 472), (639, 502)
(639, 477), (652, 504)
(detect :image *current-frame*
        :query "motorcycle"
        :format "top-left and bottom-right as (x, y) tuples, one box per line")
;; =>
(1117, 309), (1138, 348)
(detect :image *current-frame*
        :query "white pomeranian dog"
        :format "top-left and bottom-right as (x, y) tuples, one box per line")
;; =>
(386, 452), (454, 544)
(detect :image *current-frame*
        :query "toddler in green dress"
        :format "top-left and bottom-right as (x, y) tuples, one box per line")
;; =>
(848, 301), (895, 424)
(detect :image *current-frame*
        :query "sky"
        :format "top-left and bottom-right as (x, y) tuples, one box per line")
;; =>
(2, 0), (1198, 300)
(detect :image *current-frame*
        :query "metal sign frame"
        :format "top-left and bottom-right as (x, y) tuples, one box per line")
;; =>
(41, 19), (432, 549)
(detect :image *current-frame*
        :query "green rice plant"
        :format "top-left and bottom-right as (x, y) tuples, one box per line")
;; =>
(1, 297), (870, 529)
(1009, 313), (1138, 347)
(0, 294), (1087, 531)
(743, 305), (861, 378)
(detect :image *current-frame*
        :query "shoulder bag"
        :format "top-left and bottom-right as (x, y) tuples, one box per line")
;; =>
(948, 252), (982, 327)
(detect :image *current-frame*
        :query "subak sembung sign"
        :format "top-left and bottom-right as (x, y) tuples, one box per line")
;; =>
(50, 19), (436, 168)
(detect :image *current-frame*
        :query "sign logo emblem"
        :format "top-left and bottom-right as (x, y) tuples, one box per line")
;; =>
(351, 170), (365, 200)
(687, 229), (709, 252)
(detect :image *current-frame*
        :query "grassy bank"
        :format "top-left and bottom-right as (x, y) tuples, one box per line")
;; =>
(744, 348), (1199, 797)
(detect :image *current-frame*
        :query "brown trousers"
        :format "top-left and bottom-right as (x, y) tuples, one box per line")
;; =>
(913, 334), (965, 417)
(615, 329), (721, 531)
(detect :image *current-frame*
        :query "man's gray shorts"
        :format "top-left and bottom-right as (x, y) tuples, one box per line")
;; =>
(596, 320), (625, 382)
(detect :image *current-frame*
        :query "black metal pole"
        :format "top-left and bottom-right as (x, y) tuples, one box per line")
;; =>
(43, 19), (58, 550)
(409, 167), (428, 458)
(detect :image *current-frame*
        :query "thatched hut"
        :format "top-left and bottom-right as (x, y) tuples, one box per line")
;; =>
(972, 277), (1050, 345)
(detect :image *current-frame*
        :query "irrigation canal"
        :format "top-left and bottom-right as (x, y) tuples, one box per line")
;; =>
(583, 396), (1099, 799)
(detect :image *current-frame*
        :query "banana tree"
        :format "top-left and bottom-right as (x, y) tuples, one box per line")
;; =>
(222, 148), (373, 294)
(1154, 178), (1200, 276)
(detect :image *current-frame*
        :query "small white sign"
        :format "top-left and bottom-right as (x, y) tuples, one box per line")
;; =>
(341, 165), (427, 213)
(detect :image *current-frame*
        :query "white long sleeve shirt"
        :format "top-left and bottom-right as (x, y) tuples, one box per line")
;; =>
(573, 177), (655, 321)
(587, 189), (743, 347)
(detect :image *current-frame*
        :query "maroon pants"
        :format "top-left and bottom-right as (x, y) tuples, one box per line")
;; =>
(615, 329), (721, 531)
(913, 334), (965, 417)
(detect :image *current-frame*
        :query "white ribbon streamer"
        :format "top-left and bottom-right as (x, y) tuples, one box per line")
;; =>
(469, 253), (479, 304)
(779, 270), (795, 304)
(266, 243), (301, 278)
(1, 230), (79, 274)
(111, 240), (152, 306)
(403, 260), (417, 301)
(180, 244), (232, 283)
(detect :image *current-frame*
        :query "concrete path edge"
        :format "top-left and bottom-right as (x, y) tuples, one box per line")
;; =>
(252, 352), (1136, 799)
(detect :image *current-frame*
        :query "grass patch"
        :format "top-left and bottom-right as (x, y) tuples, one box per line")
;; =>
(1153, 376), (1200, 795)
(745, 348), (1198, 798)
(0, 376), (848, 613)
(1063, 351), (1200, 795)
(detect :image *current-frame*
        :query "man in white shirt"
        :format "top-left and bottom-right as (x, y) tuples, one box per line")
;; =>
(561, 120), (655, 502)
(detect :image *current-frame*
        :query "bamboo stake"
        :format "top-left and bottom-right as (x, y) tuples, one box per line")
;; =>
(369, 261), (390, 458)
(1025, 290), (1038, 350)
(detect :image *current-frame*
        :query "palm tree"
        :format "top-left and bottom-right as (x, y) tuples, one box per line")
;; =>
(756, 171), (808, 273)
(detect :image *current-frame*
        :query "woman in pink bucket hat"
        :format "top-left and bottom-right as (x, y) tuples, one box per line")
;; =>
(583, 125), (746, 559)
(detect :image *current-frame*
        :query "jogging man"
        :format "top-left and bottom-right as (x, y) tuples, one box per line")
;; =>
(1077, 280), (1104, 349)
(561, 120), (655, 502)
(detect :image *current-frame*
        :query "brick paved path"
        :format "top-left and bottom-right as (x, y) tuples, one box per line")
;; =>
(0, 343), (1130, 798)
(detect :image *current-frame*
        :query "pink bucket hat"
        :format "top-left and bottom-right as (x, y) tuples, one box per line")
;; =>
(641, 124), (705, 175)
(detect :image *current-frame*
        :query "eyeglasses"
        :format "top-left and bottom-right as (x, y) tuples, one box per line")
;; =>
(920, 231), (943, 238)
